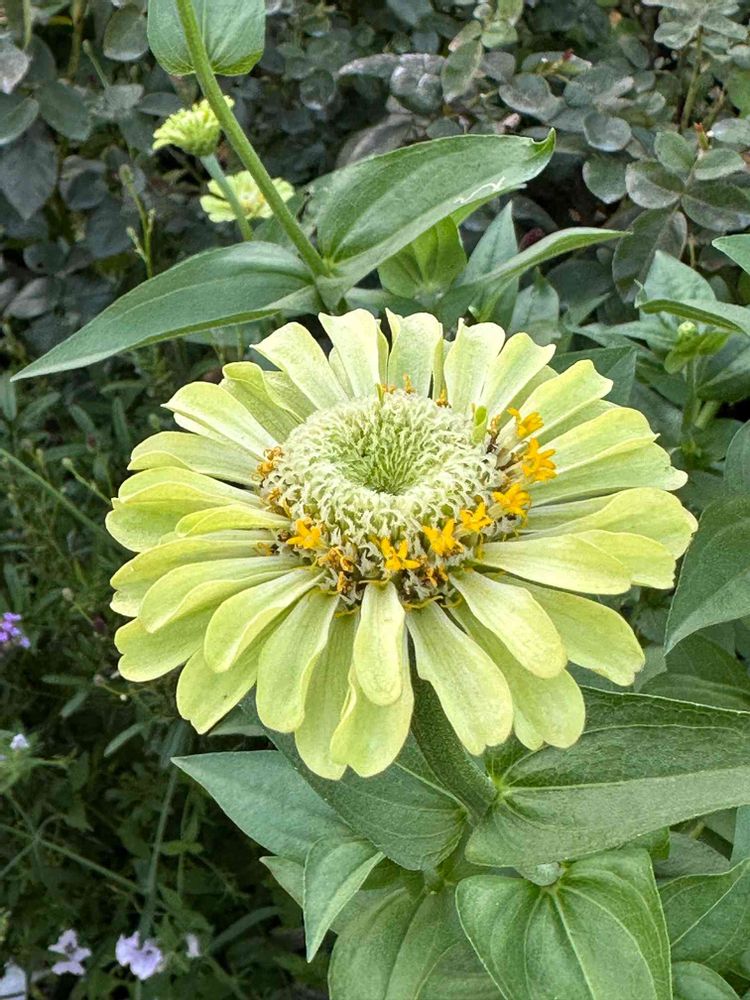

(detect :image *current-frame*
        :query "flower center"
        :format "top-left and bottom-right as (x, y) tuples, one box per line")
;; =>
(257, 388), (553, 605)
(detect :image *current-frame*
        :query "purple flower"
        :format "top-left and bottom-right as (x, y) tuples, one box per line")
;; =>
(0, 613), (29, 653)
(10, 734), (29, 751)
(116, 932), (164, 981)
(0, 961), (26, 999)
(49, 929), (91, 977)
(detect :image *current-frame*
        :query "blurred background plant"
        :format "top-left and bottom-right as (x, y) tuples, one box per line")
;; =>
(2, 0), (750, 995)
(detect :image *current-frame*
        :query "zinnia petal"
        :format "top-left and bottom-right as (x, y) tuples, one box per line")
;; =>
(319, 311), (383, 398)
(386, 311), (443, 396)
(353, 582), (406, 705)
(254, 321), (347, 409)
(443, 319), (505, 413)
(407, 603), (513, 756)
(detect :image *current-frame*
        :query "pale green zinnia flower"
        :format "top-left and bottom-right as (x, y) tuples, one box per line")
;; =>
(152, 97), (233, 157)
(199, 171), (294, 223)
(107, 312), (696, 778)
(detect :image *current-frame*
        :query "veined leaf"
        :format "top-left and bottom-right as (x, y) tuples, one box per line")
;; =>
(329, 884), (497, 1000)
(316, 132), (555, 288)
(457, 849), (671, 1000)
(14, 244), (318, 380)
(636, 296), (750, 335)
(148, 0), (265, 77)
(242, 699), (467, 871)
(666, 496), (750, 651)
(467, 689), (750, 868)
(439, 227), (623, 326)
(661, 859), (750, 974)
(173, 751), (350, 864)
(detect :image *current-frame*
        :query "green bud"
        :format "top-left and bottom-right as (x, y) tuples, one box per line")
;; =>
(152, 97), (232, 157)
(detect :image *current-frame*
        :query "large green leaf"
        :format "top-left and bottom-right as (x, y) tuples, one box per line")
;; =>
(303, 835), (384, 960)
(672, 963), (739, 1000)
(457, 849), (671, 1000)
(666, 497), (750, 651)
(439, 226), (623, 326)
(242, 699), (467, 871)
(13, 244), (318, 380)
(661, 860), (750, 974)
(328, 884), (498, 1000)
(316, 132), (554, 288)
(173, 751), (350, 864)
(726, 423), (750, 494)
(147, 0), (265, 77)
(467, 689), (750, 868)
(642, 634), (750, 712)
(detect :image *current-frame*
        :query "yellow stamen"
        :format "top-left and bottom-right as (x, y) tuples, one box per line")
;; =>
(459, 502), (493, 533)
(435, 388), (449, 407)
(492, 482), (531, 519)
(422, 519), (463, 557)
(521, 438), (557, 482)
(288, 517), (324, 550)
(380, 537), (421, 572)
(257, 446), (283, 479)
(508, 407), (544, 439)
(403, 373), (415, 394)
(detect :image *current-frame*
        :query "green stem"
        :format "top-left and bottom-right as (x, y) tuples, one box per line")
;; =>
(175, 0), (328, 278)
(680, 28), (704, 131)
(200, 154), (254, 242)
(0, 447), (114, 545)
(695, 399), (720, 430)
(139, 764), (180, 939)
(410, 677), (497, 824)
(0, 820), (139, 893)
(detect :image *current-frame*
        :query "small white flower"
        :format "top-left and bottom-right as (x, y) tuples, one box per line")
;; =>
(116, 932), (164, 981)
(185, 933), (201, 959)
(49, 929), (91, 977)
(10, 734), (29, 751)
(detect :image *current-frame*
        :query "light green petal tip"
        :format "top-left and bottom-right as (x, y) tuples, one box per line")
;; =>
(407, 602), (513, 757)
(177, 645), (260, 734)
(352, 582), (406, 705)
(256, 590), (339, 732)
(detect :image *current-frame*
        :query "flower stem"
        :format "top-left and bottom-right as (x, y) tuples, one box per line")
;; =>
(175, 0), (328, 277)
(200, 153), (254, 242)
(681, 27), (704, 131)
(410, 677), (497, 824)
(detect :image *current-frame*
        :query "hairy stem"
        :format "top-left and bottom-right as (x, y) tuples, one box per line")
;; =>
(410, 677), (497, 824)
(681, 28), (704, 131)
(201, 153), (254, 241)
(175, 0), (328, 277)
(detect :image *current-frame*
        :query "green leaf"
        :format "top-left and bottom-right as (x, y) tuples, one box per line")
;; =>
(654, 132), (695, 181)
(378, 218), (467, 300)
(173, 751), (350, 864)
(643, 249), (713, 302)
(666, 497), (750, 651)
(637, 296), (750, 335)
(726, 423), (750, 494)
(661, 860), (750, 974)
(440, 226), (622, 326)
(466, 689), (750, 868)
(626, 161), (684, 209)
(104, 4), (149, 62)
(441, 37), (483, 103)
(551, 346), (637, 405)
(13, 243), (318, 380)
(672, 962), (740, 1000)
(694, 149), (745, 182)
(316, 132), (554, 288)
(243, 701), (467, 871)
(642, 634), (750, 712)
(457, 849), (671, 1000)
(612, 208), (687, 300)
(303, 835), (384, 960)
(583, 111), (632, 152)
(147, 0), (265, 77)
(329, 884), (497, 1000)
(683, 183), (750, 232)
(0, 93), (38, 146)
(715, 234), (750, 275)
(583, 155), (628, 204)
(38, 82), (90, 142)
